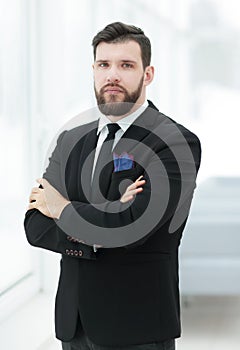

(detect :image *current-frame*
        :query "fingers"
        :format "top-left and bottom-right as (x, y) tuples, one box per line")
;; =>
(67, 236), (85, 244)
(120, 175), (146, 203)
(29, 187), (43, 202)
(28, 197), (39, 210)
(29, 193), (41, 205)
(29, 178), (49, 204)
(121, 183), (144, 202)
(136, 175), (144, 181)
(126, 187), (143, 197)
(28, 202), (36, 210)
(32, 187), (41, 193)
(120, 191), (139, 203)
(27, 178), (49, 212)
(36, 178), (50, 189)
(127, 179), (146, 192)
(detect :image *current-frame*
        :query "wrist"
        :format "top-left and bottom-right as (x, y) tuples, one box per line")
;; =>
(55, 200), (71, 219)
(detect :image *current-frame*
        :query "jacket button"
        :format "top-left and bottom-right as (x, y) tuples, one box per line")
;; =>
(78, 250), (83, 256)
(74, 250), (79, 256)
(70, 249), (74, 256)
(65, 249), (70, 255)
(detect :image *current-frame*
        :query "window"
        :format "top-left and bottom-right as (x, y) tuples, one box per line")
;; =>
(0, 0), (40, 319)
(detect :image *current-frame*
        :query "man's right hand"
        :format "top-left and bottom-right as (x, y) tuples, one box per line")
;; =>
(120, 175), (146, 203)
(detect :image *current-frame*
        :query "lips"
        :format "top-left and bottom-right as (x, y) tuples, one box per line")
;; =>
(104, 88), (123, 94)
(103, 85), (124, 94)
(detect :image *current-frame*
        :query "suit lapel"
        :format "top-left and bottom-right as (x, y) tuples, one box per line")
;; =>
(105, 101), (161, 200)
(113, 100), (160, 156)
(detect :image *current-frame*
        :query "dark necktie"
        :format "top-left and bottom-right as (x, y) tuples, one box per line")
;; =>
(91, 123), (121, 203)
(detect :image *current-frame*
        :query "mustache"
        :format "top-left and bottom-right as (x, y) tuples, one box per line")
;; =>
(100, 83), (126, 93)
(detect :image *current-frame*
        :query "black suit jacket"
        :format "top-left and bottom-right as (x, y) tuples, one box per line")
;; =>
(24, 101), (201, 346)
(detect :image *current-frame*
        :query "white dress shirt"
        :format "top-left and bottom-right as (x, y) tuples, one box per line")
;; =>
(91, 101), (148, 179)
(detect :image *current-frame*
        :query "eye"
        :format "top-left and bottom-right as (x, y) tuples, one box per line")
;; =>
(122, 63), (133, 69)
(98, 62), (109, 68)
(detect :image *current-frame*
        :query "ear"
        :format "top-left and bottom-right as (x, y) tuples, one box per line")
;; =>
(143, 66), (154, 86)
(92, 63), (95, 78)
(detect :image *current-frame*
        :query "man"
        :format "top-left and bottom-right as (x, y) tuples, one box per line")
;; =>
(24, 22), (201, 350)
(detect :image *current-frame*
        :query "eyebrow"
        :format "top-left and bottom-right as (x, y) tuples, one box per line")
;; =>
(95, 60), (109, 63)
(95, 59), (137, 64)
(121, 60), (137, 64)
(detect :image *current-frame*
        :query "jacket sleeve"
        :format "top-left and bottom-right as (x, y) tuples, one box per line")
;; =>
(24, 131), (97, 260)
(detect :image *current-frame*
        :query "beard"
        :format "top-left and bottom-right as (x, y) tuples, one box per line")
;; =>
(94, 76), (144, 116)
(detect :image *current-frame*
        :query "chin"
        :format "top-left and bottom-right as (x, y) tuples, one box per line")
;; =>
(98, 102), (135, 117)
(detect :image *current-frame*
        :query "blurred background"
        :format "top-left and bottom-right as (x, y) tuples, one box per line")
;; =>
(0, 0), (240, 349)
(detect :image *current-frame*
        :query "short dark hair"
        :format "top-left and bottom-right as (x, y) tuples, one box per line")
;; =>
(92, 22), (151, 69)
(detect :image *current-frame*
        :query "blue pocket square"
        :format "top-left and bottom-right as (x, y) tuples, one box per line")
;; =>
(113, 152), (134, 172)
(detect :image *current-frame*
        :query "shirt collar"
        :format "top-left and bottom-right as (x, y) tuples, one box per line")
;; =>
(97, 101), (148, 135)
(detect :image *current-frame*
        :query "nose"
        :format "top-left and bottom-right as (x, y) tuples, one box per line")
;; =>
(106, 67), (120, 83)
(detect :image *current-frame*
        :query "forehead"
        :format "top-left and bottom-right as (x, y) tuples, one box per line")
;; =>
(95, 40), (142, 62)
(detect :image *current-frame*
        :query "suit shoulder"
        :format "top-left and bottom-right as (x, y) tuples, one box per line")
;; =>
(157, 111), (201, 146)
(65, 120), (97, 138)
(153, 111), (201, 168)
(57, 120), (97, 145)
